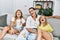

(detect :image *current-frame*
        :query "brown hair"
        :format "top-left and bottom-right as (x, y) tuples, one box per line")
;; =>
(29, 7), (36, 10)
(15, 9), (23, 21)
(39, 16), (48, 26)
(29, 7), (37, 18)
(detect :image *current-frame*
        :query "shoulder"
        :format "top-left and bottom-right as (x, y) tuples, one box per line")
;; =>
(21, 18), (25, 21)
(46, 23), (51, 27)
(11, 17), (15, 21)
(27, 16), (32, 20)
(47, 23), (50, 25)
(36, 15), (41, 21)
(37, 25), (41, 29)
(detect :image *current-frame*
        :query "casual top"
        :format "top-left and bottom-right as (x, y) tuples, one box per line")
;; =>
(26, 15), (40, 28)
(11, 17), (25, 27)
(37, 23), (53, 32)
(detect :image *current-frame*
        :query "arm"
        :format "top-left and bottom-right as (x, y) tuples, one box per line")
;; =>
(9, 17), (15, 28)
(53, 16), (60, 19)
(46, 16), (55, 18)
(9, 21), (15, 28)
(46, 16), (60, 19)
(20, 18), (26, 31)
(26, 17), (37, 34)
(26, 28), (37, 34)
(20, 22), (26, 32)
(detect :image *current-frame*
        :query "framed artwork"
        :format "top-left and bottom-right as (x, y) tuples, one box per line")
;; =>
(33, 1), (53, 9)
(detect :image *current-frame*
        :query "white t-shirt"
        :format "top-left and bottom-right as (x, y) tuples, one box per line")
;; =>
(11, 17), (25, 27)
(26, 15), (40, 28)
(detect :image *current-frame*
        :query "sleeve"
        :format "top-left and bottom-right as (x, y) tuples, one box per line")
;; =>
(11, 17), (15, 22)
(22, 18), (25, 23)
(48, 24), (53, 32)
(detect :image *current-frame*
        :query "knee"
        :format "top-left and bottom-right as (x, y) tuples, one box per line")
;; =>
(3, 26), (10, 30)
(42, 39), (45, 40)
(48, 37), (52, 40)
(46, 36), (52, 40)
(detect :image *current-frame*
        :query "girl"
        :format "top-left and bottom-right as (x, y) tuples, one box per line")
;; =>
(37, 16), (53, 40)
(0, 9), (25, 40)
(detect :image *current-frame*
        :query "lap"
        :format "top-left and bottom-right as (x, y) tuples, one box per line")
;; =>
(16, 29), (37, 40)
(8, 28), (19, 34)
(16, 29), (29, 40)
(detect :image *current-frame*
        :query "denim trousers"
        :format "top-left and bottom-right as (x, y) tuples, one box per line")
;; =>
(16, 28), (37, 40)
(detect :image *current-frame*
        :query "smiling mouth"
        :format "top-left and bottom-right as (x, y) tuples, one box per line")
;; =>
(42, 19), (44, 21)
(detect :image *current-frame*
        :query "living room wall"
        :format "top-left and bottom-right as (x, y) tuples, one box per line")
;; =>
(0, 0), (60, 25)
(53, 0), (60, 16)
(0, 0), (14, 25)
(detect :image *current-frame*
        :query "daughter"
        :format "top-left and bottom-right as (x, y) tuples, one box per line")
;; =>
(0, 9), (25, 40)
(37, 16), (53, 40)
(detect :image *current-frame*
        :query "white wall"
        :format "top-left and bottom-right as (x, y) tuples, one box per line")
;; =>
(0, 0), (34, 25)
(0, 0), (14, 25)
(13, 0), (34, 18)
(0, 0), (60, 25)
(53, 0), (60, 16)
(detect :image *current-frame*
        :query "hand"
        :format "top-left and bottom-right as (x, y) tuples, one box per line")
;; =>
(22, 33), (26, 38)
(9, 29), (15, 35)
(16, 33), (20, 35)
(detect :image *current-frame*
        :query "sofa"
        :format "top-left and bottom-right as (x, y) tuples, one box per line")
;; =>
(47, 18), (60, 40)
(0, 15), (60, 40)
(0, 14), (18, 40)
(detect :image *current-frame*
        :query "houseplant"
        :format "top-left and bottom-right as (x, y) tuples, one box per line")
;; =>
(38, 7), (53, 16)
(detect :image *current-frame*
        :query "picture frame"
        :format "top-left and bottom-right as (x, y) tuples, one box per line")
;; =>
(33, 1), (53, 9)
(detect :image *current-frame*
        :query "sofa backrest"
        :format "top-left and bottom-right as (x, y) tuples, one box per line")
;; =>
(47, 18), (60, 37)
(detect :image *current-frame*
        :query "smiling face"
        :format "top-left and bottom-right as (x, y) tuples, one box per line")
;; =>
(39, 16), (46, 24)
(15, 9), (23, 19)
(16, 11), (22, 18)
(29, 8), (36, 17)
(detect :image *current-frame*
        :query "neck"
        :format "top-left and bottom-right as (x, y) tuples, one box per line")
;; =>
(17, 17), (20, 19)
(41, 23), (45, 26)
(32, 16), (36, 21)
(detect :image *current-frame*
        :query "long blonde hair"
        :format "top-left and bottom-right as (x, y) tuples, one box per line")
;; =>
(39, 16), (48, 26)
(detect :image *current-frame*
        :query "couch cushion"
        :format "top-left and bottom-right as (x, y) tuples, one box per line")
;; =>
(3, 34), (18, 40)
(0, 29), (17, 40)
(53, 37), (60, 40)
(0, 14), (7, 27)
(47, 18), (60, 37)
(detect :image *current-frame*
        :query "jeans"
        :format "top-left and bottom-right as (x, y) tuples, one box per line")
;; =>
(16, 28), (37, 40)
(28, 33), (37, 40)
(14, 26), (22, 32)
(16, 28), (29, 40)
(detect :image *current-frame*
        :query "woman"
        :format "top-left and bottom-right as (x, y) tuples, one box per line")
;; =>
(37, 16), (53, 40)
(0, 9), (25, 40)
